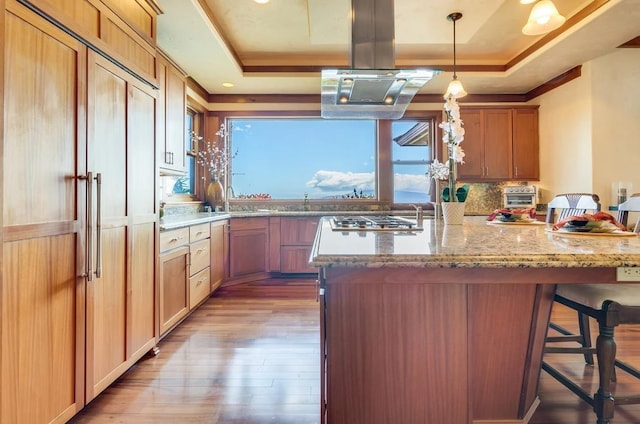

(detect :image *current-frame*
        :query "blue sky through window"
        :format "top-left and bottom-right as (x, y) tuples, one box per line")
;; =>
(230, 119), (376, 199)
(229, 118), (431, 201)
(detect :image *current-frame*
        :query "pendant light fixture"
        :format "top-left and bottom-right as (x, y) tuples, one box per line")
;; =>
(522, 0), (566, 36)
(444, 12), (467, 99)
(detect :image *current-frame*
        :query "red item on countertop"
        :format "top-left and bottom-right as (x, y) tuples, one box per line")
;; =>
(551, 211), (627, 231)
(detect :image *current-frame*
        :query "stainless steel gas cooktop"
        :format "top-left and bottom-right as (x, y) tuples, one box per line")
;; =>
(330, 216), (422, 231)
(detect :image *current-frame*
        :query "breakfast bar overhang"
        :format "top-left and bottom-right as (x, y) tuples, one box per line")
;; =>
(310, 216), (640, 424)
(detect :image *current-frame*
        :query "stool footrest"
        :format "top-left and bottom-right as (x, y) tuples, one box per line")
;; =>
(544, 346), (596, 355)
(541, 361), (594, 406)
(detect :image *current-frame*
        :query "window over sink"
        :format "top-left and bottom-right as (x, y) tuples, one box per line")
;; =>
(229, 118), (377, 200)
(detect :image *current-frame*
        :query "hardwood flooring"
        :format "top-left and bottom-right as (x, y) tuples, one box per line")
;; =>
(69, 278), (640, 424)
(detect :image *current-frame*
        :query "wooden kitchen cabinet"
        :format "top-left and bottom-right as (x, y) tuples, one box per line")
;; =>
(22, 0), (160, 84)
(457, 107), (539, 182)
(189, 223), (211, 308)
(2, 9), (86, 423)
(229, 217), (270, 280)
(157, 53), (186, 174)
(512, 108), (540, 180)
(2, 2), (159, 422)
(85, 51), (158, 402)
(280, 217), (320, 273)
(210, 219), (229, 293)
(159, 222), (220, 335)
(159, 227), (190, 335)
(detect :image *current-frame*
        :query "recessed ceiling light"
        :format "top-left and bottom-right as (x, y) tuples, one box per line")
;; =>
(254, 0), (269, 4)
(222, 82), (234, 88)
(520, 0), (536, 4)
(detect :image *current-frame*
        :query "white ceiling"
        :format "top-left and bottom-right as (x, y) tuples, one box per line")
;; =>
(155, 0), (640, 97)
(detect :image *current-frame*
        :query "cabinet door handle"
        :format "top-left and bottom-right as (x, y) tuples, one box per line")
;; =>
(86, 172), (94, 282)
(81, 172), (102, 280)
(515, 166), (518, 177)
(95, 173), (102, 278)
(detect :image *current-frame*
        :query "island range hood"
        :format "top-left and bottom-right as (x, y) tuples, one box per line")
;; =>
(321, 0), (439, 119)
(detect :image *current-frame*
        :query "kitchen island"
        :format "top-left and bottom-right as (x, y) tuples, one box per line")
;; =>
(309, 216), (640, 424)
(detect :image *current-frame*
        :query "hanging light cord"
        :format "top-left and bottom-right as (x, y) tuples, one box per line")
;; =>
(447, 12), (462, 80)
(452, 17), (457, 78)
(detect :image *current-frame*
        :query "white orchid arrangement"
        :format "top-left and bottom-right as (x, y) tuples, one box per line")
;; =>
(194, 123), (236, 182)
(427, 97), (468, 202)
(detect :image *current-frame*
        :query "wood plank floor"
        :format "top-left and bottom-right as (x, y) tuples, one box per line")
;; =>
(68, 278), (640, 424)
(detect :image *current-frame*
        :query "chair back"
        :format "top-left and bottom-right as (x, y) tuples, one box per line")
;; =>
(546, 193), (601, 224)
(617, 193), (640, 233)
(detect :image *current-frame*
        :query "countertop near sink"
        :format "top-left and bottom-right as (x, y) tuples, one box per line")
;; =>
(159, 213), (231, 230)
(160, 209), (491, 231)
(228, 210), (434, 218)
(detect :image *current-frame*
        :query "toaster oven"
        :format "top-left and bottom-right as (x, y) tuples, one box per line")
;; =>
(503, 185), (537, 209)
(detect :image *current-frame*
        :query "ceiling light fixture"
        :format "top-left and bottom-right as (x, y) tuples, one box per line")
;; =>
(522, 0), (566, 36)
(222, 82), (234, 88)
(519, 0), (536, 4)
(444, 12), (467, 99)
(253, 0), (269, 4)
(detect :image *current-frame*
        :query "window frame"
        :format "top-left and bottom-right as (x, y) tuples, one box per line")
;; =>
(206, 110), (442, 209)
(390, 117), (436, 205)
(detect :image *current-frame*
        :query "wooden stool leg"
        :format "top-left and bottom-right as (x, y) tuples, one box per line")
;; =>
(593, 322), (616, 424)
(578, 311), (594, 365)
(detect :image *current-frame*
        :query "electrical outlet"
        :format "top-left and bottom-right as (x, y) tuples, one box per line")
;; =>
(616, 267), (640, 281)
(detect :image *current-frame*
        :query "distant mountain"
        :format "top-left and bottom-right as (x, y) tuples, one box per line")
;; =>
(319, 190), (428, 203)
(394, 191), (429, 204)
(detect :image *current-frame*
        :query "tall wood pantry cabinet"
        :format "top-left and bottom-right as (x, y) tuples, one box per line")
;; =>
(1, 1), (159, 423)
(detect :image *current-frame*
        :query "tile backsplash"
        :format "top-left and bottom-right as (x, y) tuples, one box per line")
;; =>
(160, 180), (527, 216)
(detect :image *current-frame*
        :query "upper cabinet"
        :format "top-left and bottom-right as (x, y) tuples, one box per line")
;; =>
(512, 108), (539, 180)
(20, 0), (162, 85)
(157, 53), (187, 175)
(457, 106), (539, 182)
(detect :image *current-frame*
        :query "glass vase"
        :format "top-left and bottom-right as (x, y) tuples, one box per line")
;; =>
(205, 177), (225, 208)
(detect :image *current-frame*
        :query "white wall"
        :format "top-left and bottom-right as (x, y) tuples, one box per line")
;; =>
(537, 48), (640, 209)
(536, 63), (593, 203)
(591, 49), (640, 209)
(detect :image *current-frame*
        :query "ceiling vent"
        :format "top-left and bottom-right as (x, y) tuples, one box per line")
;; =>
(321, 0), (439, 119)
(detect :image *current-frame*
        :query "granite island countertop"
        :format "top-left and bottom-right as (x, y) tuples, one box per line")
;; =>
(309, 216), (640, 269)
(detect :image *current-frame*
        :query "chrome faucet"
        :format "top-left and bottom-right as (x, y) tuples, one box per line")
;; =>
(410, 204), (423, 227)
(225, 186), (235, 212)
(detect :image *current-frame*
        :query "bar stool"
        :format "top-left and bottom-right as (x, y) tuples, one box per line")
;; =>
(543, 193), (640, 424)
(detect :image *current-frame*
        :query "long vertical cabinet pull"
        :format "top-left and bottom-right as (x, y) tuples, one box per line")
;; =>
(95, 172), (102, 278)
(85, 172), (102, 281)
(87, 172), (94, 281)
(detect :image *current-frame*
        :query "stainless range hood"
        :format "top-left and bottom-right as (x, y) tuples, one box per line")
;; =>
(321, 0), (439, 119)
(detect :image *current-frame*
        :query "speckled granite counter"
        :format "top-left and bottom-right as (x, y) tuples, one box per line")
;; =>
(310, 215), (640, 269)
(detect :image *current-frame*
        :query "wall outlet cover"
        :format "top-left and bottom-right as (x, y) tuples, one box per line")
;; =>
(616, 267), (640, 282)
